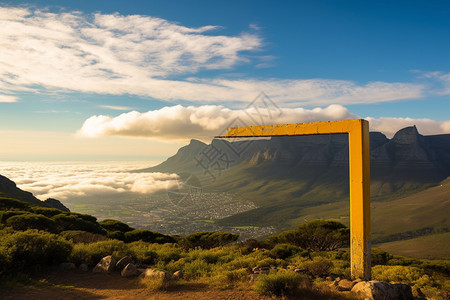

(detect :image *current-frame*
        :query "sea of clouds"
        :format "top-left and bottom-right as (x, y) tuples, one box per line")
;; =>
(0, 161), (179, 201)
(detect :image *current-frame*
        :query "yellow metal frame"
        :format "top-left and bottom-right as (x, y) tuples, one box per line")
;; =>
(220, 119), (371, 280)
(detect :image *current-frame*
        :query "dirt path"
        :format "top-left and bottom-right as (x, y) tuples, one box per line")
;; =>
(1, 271), (272, 300)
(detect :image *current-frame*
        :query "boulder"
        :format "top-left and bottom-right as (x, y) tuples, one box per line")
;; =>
(337, 279), (356, 291)
(121, 263), (139, 277)
(59, 263), (76, 271)
(139, 268), (172, 282)
(173, 270), (183, 280)
(116, 256), (133, 271)
(93, 255), (116, 273)
(79, 264), (89, 272)
(351, 281), (413, 300)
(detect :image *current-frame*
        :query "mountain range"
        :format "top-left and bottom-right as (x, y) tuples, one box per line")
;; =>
(141, 126), (450, 242)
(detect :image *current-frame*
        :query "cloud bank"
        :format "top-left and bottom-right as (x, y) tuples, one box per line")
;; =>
(0, 6), (433, 106)
(0, 161), (179, 200)
(78, 104), (450, 140)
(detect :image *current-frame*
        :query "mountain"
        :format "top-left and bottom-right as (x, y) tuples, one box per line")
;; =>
(140, 126), (450, 233)
(0, 174), (69, 211)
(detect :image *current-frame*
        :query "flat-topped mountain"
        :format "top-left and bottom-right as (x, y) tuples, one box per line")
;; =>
(141, 126), (450, 230)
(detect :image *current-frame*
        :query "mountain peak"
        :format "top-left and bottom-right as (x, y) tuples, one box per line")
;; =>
(392, 126), (421, 144)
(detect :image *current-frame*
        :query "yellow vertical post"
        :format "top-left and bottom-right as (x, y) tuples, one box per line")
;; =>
(219, 119), (371, 280)
(348, 119), (371, 280)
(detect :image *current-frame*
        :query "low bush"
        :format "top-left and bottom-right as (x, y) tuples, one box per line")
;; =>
(371, 248), (393, 266)
(60, 230), (109, 243)
(0, 230), (72, 274)
(372, 265), (435, 287)
(180, 231), (239, 249)
(99, 219), (134, 233)
(124, 229), (176, 244)
(6, 213), (57, 232)
(51, 214), (105, 234)
(255, 269), (307, 297)
(303, 256), (334, 277)
(31, 207), (64, 218)
(270, 243), (309, 260)
(70, 240), (129, 266)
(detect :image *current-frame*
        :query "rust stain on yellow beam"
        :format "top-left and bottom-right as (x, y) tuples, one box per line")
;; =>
(221, 119), (371, 280)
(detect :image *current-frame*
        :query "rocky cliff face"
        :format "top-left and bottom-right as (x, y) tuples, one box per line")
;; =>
(146, 126), (450, 200)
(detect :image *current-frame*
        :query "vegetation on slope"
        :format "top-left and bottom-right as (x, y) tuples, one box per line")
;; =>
(1, 195), (449, 299)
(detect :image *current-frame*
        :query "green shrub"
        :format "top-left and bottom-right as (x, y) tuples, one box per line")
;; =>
(0, 196), (31, 211)
(238, 238), (268, 254)
(124, 229), (175, 244)
(270, 244), (309, 260)
(371, 248), (393, 266)
(99, 219), (134, 232)
(180, 231), (239, 249)
(183, 259), (211, 278)
(127, 241), (158, 264)
(372, 265), (435, 287)
(255, 269), (307, 297)
(31, 207), (64, 218)
(303, 256), (333, 277)
(70, 240), (128, 266)
(106, 230), (126, 241)
(51, 214), (105, 234)
(0, 230), (72, 273)
(0, 210), (29, 224)
(268, 220), (350, 251)
(60, 230), (109, 243)
(6, 213), (57, 232)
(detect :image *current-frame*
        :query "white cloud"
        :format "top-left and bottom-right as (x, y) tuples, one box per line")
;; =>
(77, 104), (358, 141)
(0, 161), (179, 200)
(0, 94), (18, 103)
(99, 105), (134, 111)
(0, 6), (431, 106)
(366, 117), (450, 138)
(78, 104), (450, 140)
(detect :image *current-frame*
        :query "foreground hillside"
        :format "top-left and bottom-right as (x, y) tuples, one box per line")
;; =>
(1, 194), (449, 299)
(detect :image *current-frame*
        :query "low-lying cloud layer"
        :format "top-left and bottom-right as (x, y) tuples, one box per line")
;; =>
(0, 6), (441, 106)
(0, 162), (179, 200)
(78, 104), (450, 140)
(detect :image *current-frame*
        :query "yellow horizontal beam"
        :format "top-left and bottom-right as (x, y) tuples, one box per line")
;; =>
(220, 119), (363, 138)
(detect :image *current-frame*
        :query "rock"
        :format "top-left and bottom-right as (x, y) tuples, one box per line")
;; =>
(60, 263), (76, 271)
(121, 263), (139, 277)
(173, 270), (183, 280)
(79, 264), (89, 272)
(139, 268), (172, 282)
(93, 255), (116, 273)
(351, 281), (414, 300)
(337, 279), (356, 291)
(325, 276), (333, 281)
(116, 256), (133, 271)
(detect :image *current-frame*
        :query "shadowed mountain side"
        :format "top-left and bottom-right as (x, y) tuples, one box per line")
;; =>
(139, 126), (450, 230)
(0, 174), (69, 211)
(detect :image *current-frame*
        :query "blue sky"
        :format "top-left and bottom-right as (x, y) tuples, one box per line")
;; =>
(0, 0), (449, 161)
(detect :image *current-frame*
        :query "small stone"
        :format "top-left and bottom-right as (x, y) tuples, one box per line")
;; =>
(337, 279), (356, 291)
(93, 255), (116, 273)
(326, 276), (333, 281)
(139, 268), (172, 283)
(173, 270), (183, 280)
(60, 263), (76, 271)
(121, 263), (138, 277)
(116, 256), (133, 271)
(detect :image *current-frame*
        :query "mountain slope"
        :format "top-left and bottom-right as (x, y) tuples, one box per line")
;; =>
(142, 126), (450, 233)
(0, 174), (69, 211)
